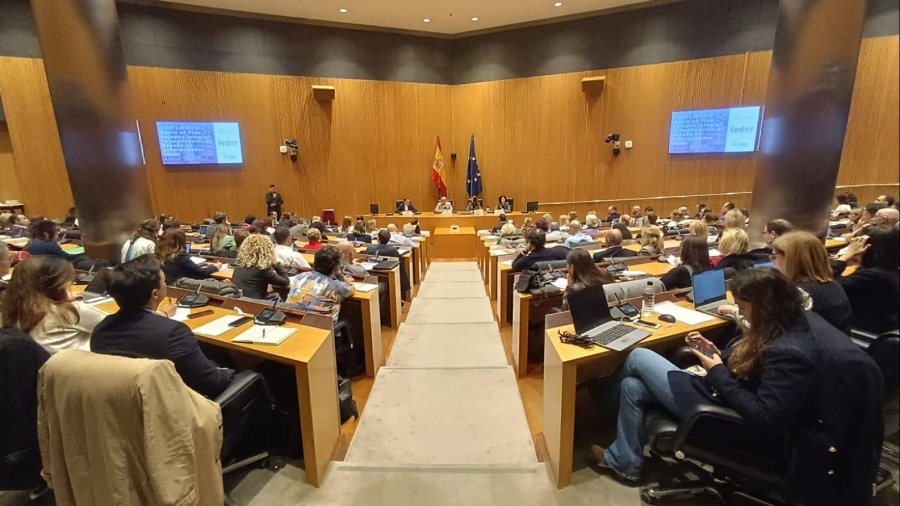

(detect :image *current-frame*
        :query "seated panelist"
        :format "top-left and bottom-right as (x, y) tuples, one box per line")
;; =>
(434, 196), (453, 213)
(396, 198), (418, 214)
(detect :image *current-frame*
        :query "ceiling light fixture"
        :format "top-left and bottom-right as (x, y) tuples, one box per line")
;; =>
(471, 16), (479, 21)
(423, 18), (431, 23)
(554, 2), (563, 6)
(339, 8), (348, 13)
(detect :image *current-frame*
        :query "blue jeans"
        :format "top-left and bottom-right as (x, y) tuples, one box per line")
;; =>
(604, 348), (680, 481)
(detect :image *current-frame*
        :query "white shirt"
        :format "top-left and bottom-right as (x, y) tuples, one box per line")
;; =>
(564, 232), (592, 248)
(389, 232), (414, 248)
(274, 244), (311, 270)
(121, 236), (156, 263)
(435, 202), (453, 213)
(30, 302), (106, 354)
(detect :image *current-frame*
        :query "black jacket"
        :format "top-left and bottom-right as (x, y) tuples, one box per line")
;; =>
(834, 262), (899, 334)
(367, 243), (410, 294)
(232, 264), (290, 300)
(162, 251), (218, 285)
(660, 265), (707, 290)
(669, 312), (883, 505)
(346, 232), (372, 243)
(592, 246), (637, 261)
(91, 309), (234, 398)
(797, 280), (852, 335)
(0, 328), (49, 489)
(395, 202), (418, 213)
(511, 246), (570, 272)
(715, 253), (759, 271)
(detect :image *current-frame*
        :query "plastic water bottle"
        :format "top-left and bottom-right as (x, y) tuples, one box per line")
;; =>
(642, 281), (655, 317)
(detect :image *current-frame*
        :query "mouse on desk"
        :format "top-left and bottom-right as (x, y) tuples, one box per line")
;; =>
(658, 314), (677, 324)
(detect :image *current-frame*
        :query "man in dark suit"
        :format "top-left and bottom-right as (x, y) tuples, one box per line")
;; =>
(396, 198), (418, 214)
(592, 228), (637, 261)
(266, 184), (283, 219)
(511, 229), (570, 272)
(91, 255), (234, 398)
(366, 230), (410, 297)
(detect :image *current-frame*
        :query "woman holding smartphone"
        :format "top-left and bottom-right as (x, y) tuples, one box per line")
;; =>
(589, 268), (882, 505)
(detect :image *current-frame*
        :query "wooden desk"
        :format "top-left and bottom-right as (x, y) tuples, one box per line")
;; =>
(365, 211), (530, 235)
(432, 227), (477, 259)
(825, 238), (847, 250)
(92, 301), (339, 487)
(543, 303), (731, 488)
(211, 267), (385, 376)
(510, 262), (674, 377)
(488, 248), (516, 300)
(2, 237), (29, 250)
(624, 239), (682, 252)
(497, 263), (514, 326)
(0, 202), (26, 215)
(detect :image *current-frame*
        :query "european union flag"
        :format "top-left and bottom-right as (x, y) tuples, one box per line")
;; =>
(466, 135), (483, 197)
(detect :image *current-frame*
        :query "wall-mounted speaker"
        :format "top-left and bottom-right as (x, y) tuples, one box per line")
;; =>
(581, 76), (606, 93)
(312, 85), (335, 100)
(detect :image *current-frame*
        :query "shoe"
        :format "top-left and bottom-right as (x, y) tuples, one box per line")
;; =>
(589, 444), (642, 486)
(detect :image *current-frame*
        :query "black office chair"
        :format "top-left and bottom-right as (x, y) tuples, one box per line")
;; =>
(217, 371), (276, 476)
(0, 329), (50, 494)
(852, 328), (900, 461)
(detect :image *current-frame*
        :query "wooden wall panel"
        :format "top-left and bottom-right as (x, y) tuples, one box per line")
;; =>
(0, 122), (22, 202)
(0, 36), (894, 223)
(0, 57), (73, 218)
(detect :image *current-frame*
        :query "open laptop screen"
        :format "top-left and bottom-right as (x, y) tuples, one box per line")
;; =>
(567, 284), (612, 334)
(692, 269), (727, 308)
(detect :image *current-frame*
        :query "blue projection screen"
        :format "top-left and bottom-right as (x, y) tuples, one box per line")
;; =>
(668, 106), (763, 154)
(156, 121), (244, 165)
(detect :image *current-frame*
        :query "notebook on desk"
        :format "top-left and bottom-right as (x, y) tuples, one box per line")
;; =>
(232, 325), (295, 346)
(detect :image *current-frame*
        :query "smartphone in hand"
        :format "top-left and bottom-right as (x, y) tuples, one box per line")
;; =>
(686, 333), (717, 358)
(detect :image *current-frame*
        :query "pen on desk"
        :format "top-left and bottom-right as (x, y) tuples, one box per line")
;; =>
(262, 328), (266, 340)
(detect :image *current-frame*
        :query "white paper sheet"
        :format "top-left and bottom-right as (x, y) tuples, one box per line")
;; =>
(653, 301), (715, 325)
(231, 325), (296, 346)
(190, 256), (207, 265)
(194, 315), (245, 336)
(552, 277), (568, 290)
(359, 262), (378, 271)
(353, 282), (378, 292)
(171, 307), (193, 321)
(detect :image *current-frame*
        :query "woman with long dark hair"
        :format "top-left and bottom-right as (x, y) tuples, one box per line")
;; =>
(156, 229), (218, 285)
(659, 236), (712, 290)
(589, 268), (882, 505)
(561, 248), (613, 310)
(1, 256), (105, 353)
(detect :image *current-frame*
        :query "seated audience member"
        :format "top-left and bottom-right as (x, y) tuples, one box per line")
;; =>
(666, 210), (685, 231)
(748, 218), (793, 257)
(497, 195), (513, 213)
(285, 245), (355, 321)
(606, 206), (621, 222)
(511, 229), (570, 272)
(694, 203), (709, 219)
(720, 201), (736, 220)
(567, 211), (579, 222)
(535, 219), (550, 232)
(491, 214), (509, 234)
(589, 268), (883, 506)
(340, 216), (354, 235)
(522, 217), (536, 234)
(156, 229), (218, 285)
(592, 228), (637, 260)
(25, 219), (107, 271)
(347, 221), (372, 243)
(290, 217), (309, 239)
(402, 218), (421, 236)
(715, 228), (756, 271)
(61, 207), (78, 228)
(541, 213), (553, 225)
(564, 220), (592, 248)
(233, 229), (250, 251)
(497, 223), (520, 245)
(645, 212), (659, 226)
(688, 219), (716, 244)
(273, 226), (311, 270)
(209, 223), (236, 255)
(871, 207), (900, 228)
(280, 212), (296, 228)
(435, 196), (453, 213)
(845, 202), (885, 238)
(387, 223), (414, 247)
(466, 196), (482, 211)
(0, 242), (10, 278)
(232, 234), (291, 300)
(90, 255), (234, 398)
(614, 215), (634, 240)
(336, 241), (366, 277)
(583, 214), (602, 238)
(846, 193), (858, 209)
(660, 237), (712, 290)
(765, 232), (851, 334)
(308, 216), (327, 236)
(304, 228), (325, 250)
(561, 248), (612, 310)
(833, 226), (899, 334)
(249, 219), (269, 236)
(366, 230), (411, 297)
(1, 256), (105, 353)
(630, 206), (645, 227)
(396, 198), (418, 214)
(638, 226), (665, 256)
(121, 219), (159, 263)
(558, 215), (570, 231)
(723, 208), (747, 229)
(207, 211), (228, 240)
(876, 194), (897, 208)
(832, 194), (852, 219)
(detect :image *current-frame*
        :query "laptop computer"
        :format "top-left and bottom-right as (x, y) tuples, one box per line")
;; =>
(199, 224), (209, 236)
(80, 267), (113, 303)
(567, 284), (651, 352)
(691, 269), (729, 316)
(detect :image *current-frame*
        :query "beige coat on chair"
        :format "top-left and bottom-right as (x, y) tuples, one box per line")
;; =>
(38, 350), (224, 506)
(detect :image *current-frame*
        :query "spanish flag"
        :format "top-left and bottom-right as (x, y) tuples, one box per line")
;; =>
(431, 136), (448, 198)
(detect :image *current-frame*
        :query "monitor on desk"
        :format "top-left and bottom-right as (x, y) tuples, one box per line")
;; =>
(526, 201), (539, 213)
(370, 203), (379, 215)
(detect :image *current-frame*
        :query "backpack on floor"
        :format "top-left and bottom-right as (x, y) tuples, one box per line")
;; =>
(338, 375), (359, 424)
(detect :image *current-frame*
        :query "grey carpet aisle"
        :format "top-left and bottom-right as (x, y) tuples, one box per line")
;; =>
(305, 261), (556, 505)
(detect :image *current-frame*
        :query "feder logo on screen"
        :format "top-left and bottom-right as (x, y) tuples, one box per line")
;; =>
(668, 106), (763, 154)
(156, 121), (244, 165)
